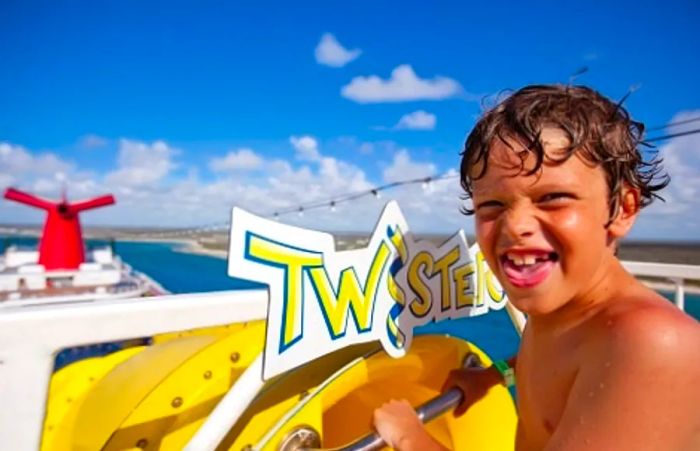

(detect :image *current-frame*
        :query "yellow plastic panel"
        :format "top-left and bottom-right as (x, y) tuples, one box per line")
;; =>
(101, 321), (265, 450)
(42, 347), (145, 451)
(42, 328), (516, 451)
(70, 334), (219, 450)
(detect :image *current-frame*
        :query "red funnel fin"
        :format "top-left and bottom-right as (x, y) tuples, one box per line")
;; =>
(4, 188), (116, 270)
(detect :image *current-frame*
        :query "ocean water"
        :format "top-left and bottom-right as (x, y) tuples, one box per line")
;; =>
(112, 241), (264, 292)
(2, 237), (698, 362)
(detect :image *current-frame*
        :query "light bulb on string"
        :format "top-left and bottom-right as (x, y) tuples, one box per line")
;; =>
(371, 189), (381, 199)
(298, 207), (304, 217)
(330, 201), (336, 212)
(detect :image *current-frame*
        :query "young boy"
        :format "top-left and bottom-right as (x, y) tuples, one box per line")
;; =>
(373, 85), (700, 450)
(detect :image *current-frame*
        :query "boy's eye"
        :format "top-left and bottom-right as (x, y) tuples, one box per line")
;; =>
(475, 200), (505, 210)
(539, 192), (574, 203)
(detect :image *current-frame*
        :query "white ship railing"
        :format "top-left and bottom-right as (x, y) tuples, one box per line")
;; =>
(0, 289), (268, 451)
(622, 260), (700, 311)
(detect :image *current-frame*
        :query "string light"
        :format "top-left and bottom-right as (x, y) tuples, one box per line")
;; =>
(264, 172), (456, 220)
(129, 121), (700, 236)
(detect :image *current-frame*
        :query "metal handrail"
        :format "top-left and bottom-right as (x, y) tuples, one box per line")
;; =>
(622, 260), (700, 311)
(302, 353), (483, 451)
(333, 389), (464, 451)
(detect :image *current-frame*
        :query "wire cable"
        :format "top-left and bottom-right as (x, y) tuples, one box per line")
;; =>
(141, 127), (700, 231)
(647, 116), (700, 132)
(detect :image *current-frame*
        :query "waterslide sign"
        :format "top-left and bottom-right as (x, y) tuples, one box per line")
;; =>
(228, 201), (506, 380)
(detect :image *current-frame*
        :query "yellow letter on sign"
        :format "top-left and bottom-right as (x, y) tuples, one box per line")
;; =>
(246, 233), (323, 351)
(309, 242), (391, 339)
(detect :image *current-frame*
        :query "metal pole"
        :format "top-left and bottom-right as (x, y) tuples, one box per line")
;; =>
(311, 353), (482, 451)
(505, 301), (526, 336)
(672, 277), (685, 311)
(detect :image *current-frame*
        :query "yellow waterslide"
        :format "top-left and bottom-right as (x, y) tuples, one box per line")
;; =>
(42, 322), (517, 450)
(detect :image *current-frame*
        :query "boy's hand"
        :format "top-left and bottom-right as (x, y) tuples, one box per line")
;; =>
(373, 399), (422, 449)
(442, 364), (502, 416)
(373, 399), (447, 451)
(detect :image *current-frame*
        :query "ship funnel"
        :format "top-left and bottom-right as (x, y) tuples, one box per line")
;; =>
(4, 187), (116, 270)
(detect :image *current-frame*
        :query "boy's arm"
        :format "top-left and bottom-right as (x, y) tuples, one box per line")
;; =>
(546, 307), (700, 450)
(373, 355), (519, 450)
(444, 354), (517, 415)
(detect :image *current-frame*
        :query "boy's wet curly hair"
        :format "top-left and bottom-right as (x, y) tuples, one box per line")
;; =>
(459, 84), (669, 222)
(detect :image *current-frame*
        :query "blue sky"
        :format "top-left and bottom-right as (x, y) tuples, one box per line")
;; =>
(1, 0), (699, 240)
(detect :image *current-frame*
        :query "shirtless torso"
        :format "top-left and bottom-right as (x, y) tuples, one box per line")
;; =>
(515, 282), (700, 451)
(516, 318), (579, 449)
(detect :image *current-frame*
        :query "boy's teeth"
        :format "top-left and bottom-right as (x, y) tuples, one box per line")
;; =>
(506, 253), (544, 266)
(509, 254), (525, 265)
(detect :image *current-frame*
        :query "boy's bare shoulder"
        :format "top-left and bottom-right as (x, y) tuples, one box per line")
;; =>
(590, 290), (700, 371)
(549, 291), (700, 449)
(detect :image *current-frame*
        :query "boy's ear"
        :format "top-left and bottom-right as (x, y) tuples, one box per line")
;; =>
(608, 186), (641, 238)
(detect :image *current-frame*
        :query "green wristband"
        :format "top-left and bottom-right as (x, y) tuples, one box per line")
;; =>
(493, 360), (516, 388)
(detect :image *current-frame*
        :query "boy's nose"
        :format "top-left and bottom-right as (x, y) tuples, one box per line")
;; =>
(502, 205), (537, 240)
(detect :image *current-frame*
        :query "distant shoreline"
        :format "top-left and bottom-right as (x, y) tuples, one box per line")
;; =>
(173, 239), (228, 259)
(117, 237), (229, 260)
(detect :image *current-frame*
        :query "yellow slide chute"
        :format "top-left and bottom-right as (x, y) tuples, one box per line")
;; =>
(42, 322), (517, 450)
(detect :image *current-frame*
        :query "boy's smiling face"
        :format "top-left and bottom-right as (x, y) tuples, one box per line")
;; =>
(471, 128), (628, 315)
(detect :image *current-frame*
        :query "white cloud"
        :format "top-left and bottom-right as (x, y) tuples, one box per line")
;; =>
(0, 142), (75, 192)
(268, 137), (372, 205)
(0, 142), (103, 223)
(290, 135), (321, 161)
(627, 110), (700, 238)
(98, 137), (376, 229)
(318, 156), (371, 193)
(314, 33), (361, 68)
(209, 148), (262, 172)
(341, 65), (463, 103)
(395, 110), (437, 130)
(33, 178), (59, 194)
(0, 139), (470, 234)
(105, 139), (178, 188)
(646, 111), (700, 213)
(383, 149), (437, 183)
(0, 142), (72, 177)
